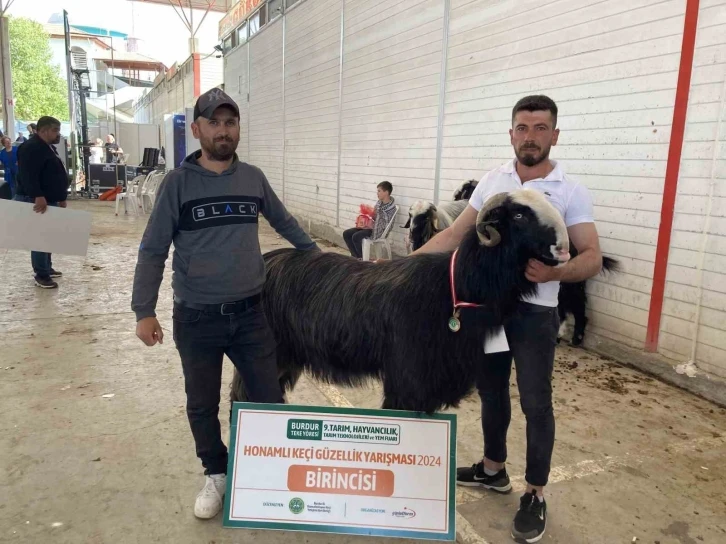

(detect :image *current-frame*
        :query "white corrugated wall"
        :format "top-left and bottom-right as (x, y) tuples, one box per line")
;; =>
(661, 0), (726, 376)
(184, 68), (195, 109)
(339, 0), (445, 252)
(200, 56), (224, 93)
(283, 0), (342, 226)
(224, 43), (250, 161)
(249, 18), (285, 196)
(132, 58), (198, 125)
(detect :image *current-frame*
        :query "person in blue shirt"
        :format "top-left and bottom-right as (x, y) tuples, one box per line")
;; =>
(0, 136), (18, 196)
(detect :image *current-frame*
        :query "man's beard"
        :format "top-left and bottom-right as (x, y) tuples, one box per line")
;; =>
(515, 143), (550, 167)
(201, 135), (238, 161)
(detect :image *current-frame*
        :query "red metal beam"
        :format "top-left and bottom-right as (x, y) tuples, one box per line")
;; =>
(645, 0), (701, 352)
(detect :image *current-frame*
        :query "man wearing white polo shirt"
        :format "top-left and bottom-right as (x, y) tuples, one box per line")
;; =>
(414, 95), (603, 543)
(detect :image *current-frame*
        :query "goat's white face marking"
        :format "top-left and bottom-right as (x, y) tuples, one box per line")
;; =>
(510, 190), (570, 263)
(410, 201), (434, 218)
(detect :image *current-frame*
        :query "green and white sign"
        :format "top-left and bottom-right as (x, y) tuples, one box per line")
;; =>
(223, 403), (457, 541)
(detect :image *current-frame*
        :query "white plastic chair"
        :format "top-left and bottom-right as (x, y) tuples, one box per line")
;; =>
(141, 171), (164, 213)
(362, 205), (399, 261)
(115, 175), (145, 216)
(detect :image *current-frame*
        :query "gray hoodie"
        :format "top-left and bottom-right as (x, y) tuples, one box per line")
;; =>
(131, 152), (318, 321)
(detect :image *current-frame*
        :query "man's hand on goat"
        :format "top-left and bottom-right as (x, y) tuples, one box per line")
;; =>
(525, 259), (563, 283)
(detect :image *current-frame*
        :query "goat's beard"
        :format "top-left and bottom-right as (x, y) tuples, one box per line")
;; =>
(200, 134), (237, 161)
(515, 144), (550, 167)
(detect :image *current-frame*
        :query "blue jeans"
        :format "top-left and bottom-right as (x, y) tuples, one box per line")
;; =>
(13, 195), (57, 279)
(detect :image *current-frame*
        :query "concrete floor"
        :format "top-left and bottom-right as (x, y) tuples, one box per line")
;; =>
(1, 200), (725, 544)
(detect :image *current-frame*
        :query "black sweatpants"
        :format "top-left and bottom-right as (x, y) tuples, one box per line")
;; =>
(477, 302), (559, 487)
(173, 301), (284, 476)
(343, 228), (372, 259)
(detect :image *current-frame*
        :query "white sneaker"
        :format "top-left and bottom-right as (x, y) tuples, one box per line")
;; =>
(194, 474), (226, 519)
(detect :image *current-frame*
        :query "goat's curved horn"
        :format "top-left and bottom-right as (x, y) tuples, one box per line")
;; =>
(477, 224), (501, 247)
(476, 192), (508, 246)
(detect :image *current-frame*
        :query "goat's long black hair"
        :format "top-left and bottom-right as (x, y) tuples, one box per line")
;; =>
(408, 206), (438, 253)
(232, 222), (541, 414)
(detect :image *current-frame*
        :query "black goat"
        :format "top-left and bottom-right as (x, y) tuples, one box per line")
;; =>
(558, 246), (620, 346)
(401, 179), (478, 254)
(453, 179), (479, 201)
(402, 200), (468, 254)
(404, 194), (620, 346)
(231, 190), (570, 414)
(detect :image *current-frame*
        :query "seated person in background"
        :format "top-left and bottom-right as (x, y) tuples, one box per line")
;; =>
(343, 181), (396, 259)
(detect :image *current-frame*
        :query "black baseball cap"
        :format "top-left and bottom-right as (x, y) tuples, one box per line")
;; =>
(193, 87), (240, 120)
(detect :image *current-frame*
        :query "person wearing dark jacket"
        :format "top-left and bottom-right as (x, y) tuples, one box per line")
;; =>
(14, 116), (69, 289)
(0, 136), (18, 196)
(131, 88), (319, 520)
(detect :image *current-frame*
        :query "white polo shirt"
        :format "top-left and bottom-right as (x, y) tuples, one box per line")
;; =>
(468, 159), (594, 308)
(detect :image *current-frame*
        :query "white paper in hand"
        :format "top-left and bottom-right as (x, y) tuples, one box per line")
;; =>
(485, 326), (510, 354)
(0, 199), (92, 256)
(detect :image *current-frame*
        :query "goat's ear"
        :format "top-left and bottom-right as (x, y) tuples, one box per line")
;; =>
(402, 217), (411, 229)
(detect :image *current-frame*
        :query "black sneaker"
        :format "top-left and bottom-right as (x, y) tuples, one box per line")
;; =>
(511, 490), (547, 543)
(456, 461), (512, 493)
(49, 269), (63, 278)
(35, 276), (58, 289)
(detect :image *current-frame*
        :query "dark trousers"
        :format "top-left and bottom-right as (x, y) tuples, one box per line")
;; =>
(343, 228), (372, 259)
(14, 194), (56, 278)
(173, 300), (285, 475)
(477, 303), (559, 487)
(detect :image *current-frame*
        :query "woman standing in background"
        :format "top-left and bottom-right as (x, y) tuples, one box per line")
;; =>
(89, 138), (104, 164)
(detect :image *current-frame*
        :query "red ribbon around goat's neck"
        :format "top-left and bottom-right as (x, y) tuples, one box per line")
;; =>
(450, 249), (482, 317)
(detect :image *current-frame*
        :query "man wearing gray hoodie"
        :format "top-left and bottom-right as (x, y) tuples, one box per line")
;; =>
(131, 88), (318, 520)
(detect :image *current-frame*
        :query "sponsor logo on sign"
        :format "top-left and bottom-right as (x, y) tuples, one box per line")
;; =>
(287, 419), (323, 440)
(306, 501), (332, 514)
(289, 497), (305, 515)
(391, 507), (416, 519)
(262, 501), (284, 508)
(360, 507), (386, 514)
